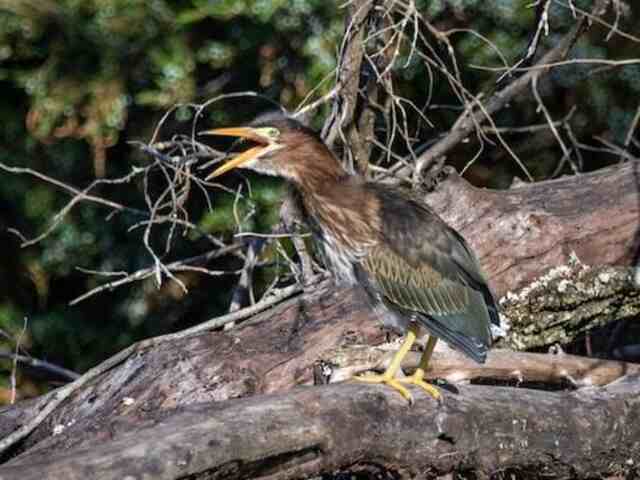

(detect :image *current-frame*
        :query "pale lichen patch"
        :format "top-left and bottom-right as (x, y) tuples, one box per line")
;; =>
(497, 261), (638, 351)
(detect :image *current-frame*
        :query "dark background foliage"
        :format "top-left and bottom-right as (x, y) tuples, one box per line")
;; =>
(0, 0), (638, 401)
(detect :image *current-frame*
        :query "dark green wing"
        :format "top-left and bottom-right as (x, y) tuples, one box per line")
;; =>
(362, 185), (499, 362)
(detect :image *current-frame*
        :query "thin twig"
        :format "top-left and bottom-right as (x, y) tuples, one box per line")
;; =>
(10, 318), (28, 404)
(410, 3), (595, 181)
(69, 245), (243, 305)
(0, 350), (80, 382)
(622, 102), (640, 162)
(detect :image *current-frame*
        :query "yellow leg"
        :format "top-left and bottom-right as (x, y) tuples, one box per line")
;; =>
(398, 336), (441, 402)
(354, 325), (422, 403)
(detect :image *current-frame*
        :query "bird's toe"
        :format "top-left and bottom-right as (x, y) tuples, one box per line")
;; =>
(354, 373), (414, 403)
(398, 375), (442, 402)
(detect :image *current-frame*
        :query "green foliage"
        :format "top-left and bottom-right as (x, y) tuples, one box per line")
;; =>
(0, 0), (341, 398)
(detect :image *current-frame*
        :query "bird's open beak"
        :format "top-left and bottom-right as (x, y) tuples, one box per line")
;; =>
(201, 127), (271, 179)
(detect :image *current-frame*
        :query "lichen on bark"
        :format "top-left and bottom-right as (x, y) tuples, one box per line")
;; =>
(498, 257), (640, 351)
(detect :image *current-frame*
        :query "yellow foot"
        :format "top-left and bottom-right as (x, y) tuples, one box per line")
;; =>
(354, 373), (414, 403)
(398, 374), (442, 403)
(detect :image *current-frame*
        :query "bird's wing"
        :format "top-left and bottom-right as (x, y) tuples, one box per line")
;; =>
(359, 185), (499, 362)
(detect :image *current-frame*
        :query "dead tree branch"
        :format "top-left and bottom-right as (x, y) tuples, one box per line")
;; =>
(410, 0), (601, 180)
(2, 2), (640, 477)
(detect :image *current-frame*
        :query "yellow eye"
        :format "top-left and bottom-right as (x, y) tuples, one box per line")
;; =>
(265, 128), (279, 139)
(254, 127), (280, 142)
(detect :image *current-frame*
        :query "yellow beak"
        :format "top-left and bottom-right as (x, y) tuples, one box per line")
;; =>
(206, 145), (267, 179)
(201, 127), (270, 180)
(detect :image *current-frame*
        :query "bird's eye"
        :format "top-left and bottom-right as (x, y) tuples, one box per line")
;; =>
(265, 128), (279, 139)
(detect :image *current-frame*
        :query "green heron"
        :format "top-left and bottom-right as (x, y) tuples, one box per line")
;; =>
(203, 112), (499, 402)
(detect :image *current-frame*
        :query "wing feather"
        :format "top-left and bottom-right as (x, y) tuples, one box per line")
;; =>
(360, 185), (499, 362)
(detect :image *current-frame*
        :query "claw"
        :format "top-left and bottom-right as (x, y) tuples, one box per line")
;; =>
(354, 373), (414, 403)
(398, 373), (441, 403)
(353, 328), (441, 405)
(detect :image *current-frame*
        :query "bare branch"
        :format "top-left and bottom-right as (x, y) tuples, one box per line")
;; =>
(409, 0), (612, 182)
(9, 318), (28, 404)
(0, 350), (79, 382)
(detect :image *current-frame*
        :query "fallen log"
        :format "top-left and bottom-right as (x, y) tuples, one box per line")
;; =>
(2, 377), (639, 479)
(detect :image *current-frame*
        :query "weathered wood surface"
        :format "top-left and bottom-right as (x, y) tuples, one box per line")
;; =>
(428, 162), (640, 296)
(0, 283), (380, 456)
(497, 264), (640, 350)
(2, 377), (639, 479)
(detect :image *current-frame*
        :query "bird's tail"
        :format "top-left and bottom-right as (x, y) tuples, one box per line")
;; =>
(414, 290), (492, 364)
(416, 315), (489, 363)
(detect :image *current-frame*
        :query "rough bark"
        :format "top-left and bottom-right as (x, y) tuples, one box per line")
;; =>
(1, 162), (640, 477)
(2, 378), (639, 480)
(497, 263), (640, 351)
(427, 161), (640, 297)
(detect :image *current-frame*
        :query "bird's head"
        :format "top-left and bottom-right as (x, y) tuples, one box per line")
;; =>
(201, 112), (342, 185)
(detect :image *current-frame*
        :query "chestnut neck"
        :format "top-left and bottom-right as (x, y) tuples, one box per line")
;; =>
(288, 136), (349, 194)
